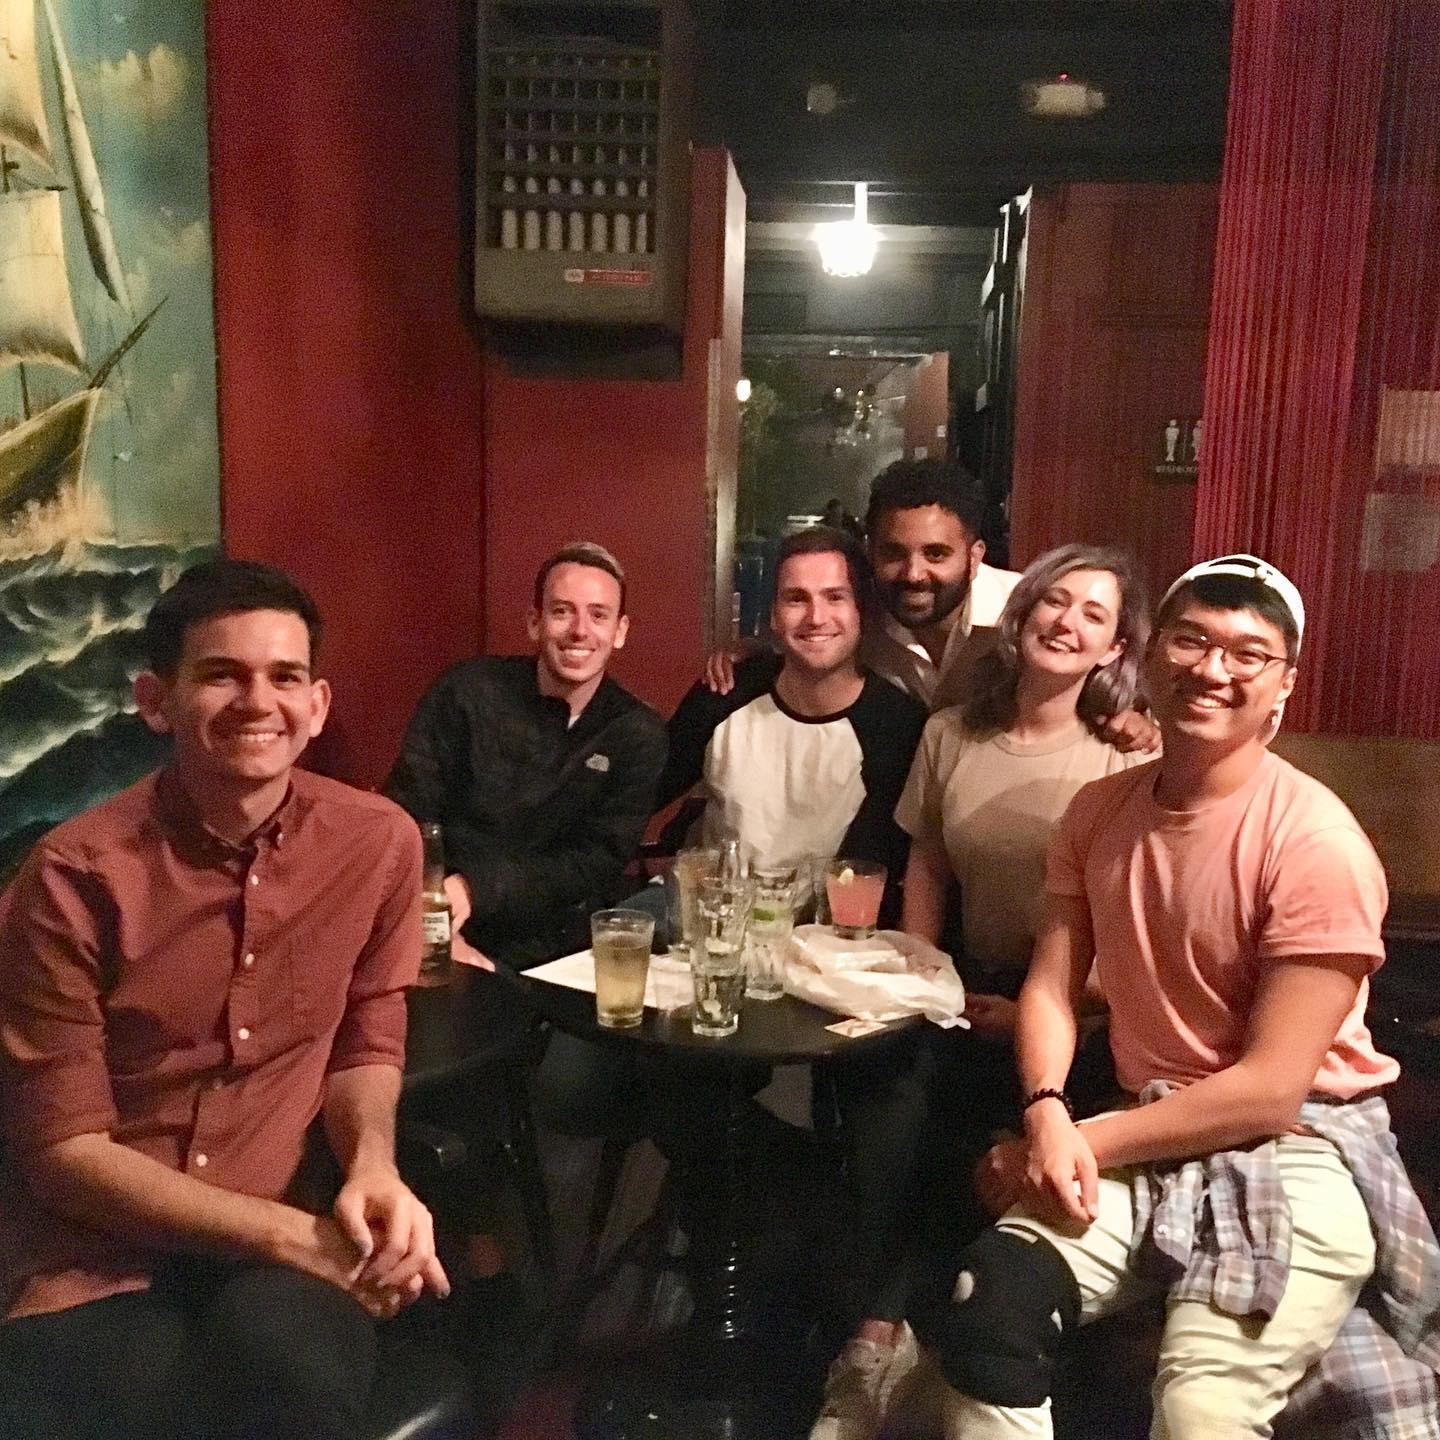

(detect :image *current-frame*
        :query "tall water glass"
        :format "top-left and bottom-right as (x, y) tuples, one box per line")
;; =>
(746, 863), (797, 1000)
(671, 846), (720, 954)
(592, 909), (654, 1029)
(691, 875), (752, 1037)
(808, 855), (833, 926)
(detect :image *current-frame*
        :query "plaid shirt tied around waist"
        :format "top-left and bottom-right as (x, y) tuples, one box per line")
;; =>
(1128, 1084), (1440, 1440)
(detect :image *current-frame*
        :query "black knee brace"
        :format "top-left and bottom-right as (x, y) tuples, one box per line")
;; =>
(919, 1225), (1081, 1408)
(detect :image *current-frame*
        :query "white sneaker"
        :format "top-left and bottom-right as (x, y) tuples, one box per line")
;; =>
(810, 1323), (921, 1440)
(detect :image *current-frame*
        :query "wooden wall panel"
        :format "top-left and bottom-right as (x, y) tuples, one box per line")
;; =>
(1010, 183), (1218, 607)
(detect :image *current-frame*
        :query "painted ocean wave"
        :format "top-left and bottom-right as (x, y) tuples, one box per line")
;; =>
(0, 539), (213, 868)
(0, 712), (170, 876)
(0, 624), (150, 779)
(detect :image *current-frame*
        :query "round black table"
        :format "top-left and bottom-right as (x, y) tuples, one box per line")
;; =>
(401, 967), (557, 1273)
(403, 964), (536, 1094)
(516, 970), (917, 1440)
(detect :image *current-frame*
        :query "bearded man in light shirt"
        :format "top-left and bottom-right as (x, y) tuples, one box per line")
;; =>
(708, 458), (1157, 751)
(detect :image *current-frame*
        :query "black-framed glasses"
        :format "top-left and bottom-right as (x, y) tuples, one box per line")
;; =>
(1160, 628), (1288, 681)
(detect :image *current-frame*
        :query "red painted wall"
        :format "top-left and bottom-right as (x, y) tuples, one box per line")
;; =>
(482, 151), (747, 718)
(207, 1), (487, 789)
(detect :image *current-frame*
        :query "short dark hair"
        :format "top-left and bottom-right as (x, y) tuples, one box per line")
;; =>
(865, 458), (985, 540)
(774, 525), (873, 611)
(1156, 574), (1300, 663)
(532, 541), (627, 614)
(145, 559), (323, 677)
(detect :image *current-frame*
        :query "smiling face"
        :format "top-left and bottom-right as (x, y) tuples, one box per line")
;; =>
(135, 608), (330, 810)
(527, 561), (629, 705)
(1018, 567), (1125, 684)
(1147, 600), (1296, 749)
(868, 504), (984, 631)
(771, 549), (863, 680)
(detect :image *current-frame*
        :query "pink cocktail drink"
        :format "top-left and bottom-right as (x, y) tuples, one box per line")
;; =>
(825, 861), (886, 939)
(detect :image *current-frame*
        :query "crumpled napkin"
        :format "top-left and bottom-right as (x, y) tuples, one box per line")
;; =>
(784, 925), (969, 1028)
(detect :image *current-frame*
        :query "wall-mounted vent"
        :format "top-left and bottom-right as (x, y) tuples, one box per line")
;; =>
(475, 1), (694, 331)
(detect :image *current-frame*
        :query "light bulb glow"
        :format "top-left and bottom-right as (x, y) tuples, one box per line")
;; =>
(813, 182), (880, 277)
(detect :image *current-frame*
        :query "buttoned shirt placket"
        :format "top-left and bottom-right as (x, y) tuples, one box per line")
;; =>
(183, 821), (284, 1180)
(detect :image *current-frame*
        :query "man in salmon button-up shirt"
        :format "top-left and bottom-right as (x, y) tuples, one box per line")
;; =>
(0, 560), (448, 1440)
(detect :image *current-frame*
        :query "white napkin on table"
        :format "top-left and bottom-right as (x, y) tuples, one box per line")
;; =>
(784, 925), (969, 1028)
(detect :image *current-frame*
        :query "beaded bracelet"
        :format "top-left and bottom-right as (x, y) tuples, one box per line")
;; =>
(1021, 1087), (1075, 1119)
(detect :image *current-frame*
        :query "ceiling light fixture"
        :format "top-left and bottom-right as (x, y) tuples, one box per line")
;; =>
(1020, 73), (1107, 119)
(814, 183), (880, 278)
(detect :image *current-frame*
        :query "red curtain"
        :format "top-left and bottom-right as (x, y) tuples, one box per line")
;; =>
(1195, 0), (1440, 737)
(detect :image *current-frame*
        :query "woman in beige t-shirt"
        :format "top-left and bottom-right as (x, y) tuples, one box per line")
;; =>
(896, 544), (1152, 1034)
(808, 549), (1152, 1440)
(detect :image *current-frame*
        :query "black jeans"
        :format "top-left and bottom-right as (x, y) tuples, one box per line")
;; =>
(0, 1257), (377, 1440)
(823, 1027), (937, 1329)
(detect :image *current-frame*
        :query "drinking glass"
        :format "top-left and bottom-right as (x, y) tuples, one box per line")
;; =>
(592, 909), (655, 1029)
(670, 846), (720, 954)
(691, 875), (753, 1037)
(824, 860), (887, 940)
(746, 863), (797, 1001)
(808, 855), (833, 926)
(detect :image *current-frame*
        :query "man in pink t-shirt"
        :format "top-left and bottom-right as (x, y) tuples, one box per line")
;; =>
(912, 556), (1419, 1440)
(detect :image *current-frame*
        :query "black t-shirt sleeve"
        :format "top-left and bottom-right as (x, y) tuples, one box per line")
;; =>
(655, 654), (777, 813)
(839, 676), (928, 919)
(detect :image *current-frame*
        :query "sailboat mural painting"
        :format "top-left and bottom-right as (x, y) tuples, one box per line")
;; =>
(0, 0), (220, 874)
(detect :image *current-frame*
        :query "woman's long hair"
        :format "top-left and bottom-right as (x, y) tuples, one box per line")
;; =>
(962, 545), (1149, 737)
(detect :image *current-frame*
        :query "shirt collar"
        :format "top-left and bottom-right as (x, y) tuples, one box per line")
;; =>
(879, 609), (931, 665)
(877, 584), (977, 664)
(525, 655), (611, 729)
(155, 767), (296, 860)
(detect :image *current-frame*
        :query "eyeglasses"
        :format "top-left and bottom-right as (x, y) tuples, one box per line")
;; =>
(1160, 629), (1289, 681)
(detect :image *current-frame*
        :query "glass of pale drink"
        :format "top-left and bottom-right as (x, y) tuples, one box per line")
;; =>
(691, 875), (753, 1037)
(825, 860), (887, 940)
(746, 863), (797, 1000)
(592, 909), (655, 1029)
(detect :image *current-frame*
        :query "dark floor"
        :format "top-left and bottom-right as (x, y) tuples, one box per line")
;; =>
(448, 1085), (1154, 1440)
(447, 953), (1440, 1440)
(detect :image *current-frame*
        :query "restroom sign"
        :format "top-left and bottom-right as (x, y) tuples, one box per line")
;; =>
(1154, 416), (1202, 480)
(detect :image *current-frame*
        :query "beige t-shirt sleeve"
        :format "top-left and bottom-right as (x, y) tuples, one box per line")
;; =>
(894, 710), (953, 841)
(1260, 824), (1388, 967)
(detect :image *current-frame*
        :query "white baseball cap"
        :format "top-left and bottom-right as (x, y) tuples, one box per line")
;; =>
(1158, 554), (1305, 651)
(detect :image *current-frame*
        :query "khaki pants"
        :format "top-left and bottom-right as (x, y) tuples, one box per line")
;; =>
(933, 1134), (1375, 1440)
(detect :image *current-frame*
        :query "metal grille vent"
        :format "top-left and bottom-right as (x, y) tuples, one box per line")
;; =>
(485, 43), (661, 257)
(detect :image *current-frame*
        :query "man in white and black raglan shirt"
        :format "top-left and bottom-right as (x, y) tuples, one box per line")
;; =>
(659, 525), (925, 916)
(653, 526), (933, 1358)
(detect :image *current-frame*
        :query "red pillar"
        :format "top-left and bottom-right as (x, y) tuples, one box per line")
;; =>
(480, 150), (746, 717)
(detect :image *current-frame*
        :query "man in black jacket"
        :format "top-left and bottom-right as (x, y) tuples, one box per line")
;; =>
(385, 542), (666, 970)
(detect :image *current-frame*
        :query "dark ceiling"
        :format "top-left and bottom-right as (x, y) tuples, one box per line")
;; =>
(694, 1), (1233, 226)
